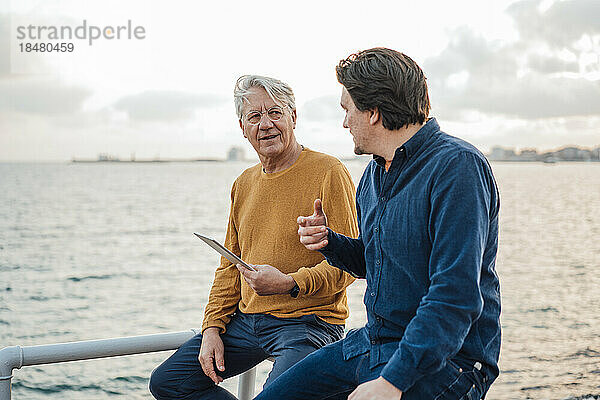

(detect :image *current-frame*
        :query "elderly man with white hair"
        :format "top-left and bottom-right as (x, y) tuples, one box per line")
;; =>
(149, 75), (358, 400)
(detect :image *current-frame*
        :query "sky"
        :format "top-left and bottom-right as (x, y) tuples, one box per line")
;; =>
(0, 0), (599, 161)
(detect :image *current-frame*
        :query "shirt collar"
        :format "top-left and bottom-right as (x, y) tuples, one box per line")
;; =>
(373, 117), (439, 167)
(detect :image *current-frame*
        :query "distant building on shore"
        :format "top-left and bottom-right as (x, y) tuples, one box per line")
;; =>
(518, 149), (538, 161)
(487, 146), (600, 163)
(553, 147), (594, 161)
(98, 153), (120, 162)
(489, 147), (518, 161)
(227, 146), (245, 161)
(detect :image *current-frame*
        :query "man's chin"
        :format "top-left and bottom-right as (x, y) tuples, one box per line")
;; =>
(354, 146), (365, 155)
(258, 142), (284, 158)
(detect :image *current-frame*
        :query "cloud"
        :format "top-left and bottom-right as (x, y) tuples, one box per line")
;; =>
(527, 54), (579, 74)
(424, 0), (600, 121)
(0, 78), (92, 114)
(113, 90), (227, 121)
(424, 28), (518, 86)
(479, 75), (600, 119)
(507, 0), (600, 49)
(300, 96), (344, 122)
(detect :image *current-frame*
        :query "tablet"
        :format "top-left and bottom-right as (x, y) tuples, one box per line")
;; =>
(194, 233), (257, 271)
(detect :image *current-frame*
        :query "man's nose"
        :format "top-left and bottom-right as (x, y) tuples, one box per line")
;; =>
(258, 113), (274, 130)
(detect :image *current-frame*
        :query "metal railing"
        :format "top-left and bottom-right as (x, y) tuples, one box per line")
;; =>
(0, 330), (257, 400)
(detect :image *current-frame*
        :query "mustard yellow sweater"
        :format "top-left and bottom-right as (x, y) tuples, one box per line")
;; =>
(202, 148), (358, 333)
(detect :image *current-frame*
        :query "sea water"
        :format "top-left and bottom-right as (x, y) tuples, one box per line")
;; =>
(1, 160), (599, 399)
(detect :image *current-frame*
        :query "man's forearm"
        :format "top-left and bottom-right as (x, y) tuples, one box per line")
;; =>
(319, 229), (366, 278)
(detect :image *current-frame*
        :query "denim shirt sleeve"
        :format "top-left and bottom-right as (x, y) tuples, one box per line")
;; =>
(381, 152), (494, 391)
(319, 228), (366, 278)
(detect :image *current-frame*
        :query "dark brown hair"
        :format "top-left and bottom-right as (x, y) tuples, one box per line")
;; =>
(336, 48), (430, 130)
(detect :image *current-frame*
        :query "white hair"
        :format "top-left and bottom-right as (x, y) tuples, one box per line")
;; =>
(234, 75), (296, 119)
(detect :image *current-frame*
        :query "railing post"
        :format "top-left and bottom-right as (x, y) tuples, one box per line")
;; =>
(0, 371), (11, 400)
(237, 367), (256, 400)
(0, 345), (23, 400)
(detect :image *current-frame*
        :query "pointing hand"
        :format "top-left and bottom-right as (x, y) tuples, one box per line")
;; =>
(297, 199), (329, 251)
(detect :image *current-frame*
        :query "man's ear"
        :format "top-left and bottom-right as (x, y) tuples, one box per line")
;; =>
(369, 108), (380, 126)
(291, 109), (297, 129)
(239, 119), (247, 138)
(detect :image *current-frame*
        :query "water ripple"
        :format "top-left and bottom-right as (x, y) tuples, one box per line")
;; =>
(521, 384), (552, 391)
(66, 274), (114, 282)
(566, 348), (600, 359)
(12, 382), (122, 396)
(113, 375), (148, 384)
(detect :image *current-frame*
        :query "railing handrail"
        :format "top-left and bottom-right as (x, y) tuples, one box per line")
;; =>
(0, 330), (257, 400)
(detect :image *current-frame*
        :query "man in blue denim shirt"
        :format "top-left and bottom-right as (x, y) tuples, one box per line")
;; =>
(254, 48), (501, 400)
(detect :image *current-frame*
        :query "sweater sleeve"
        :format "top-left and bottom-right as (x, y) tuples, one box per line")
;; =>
(201, 181), (242, 334)
(289, 163), (358, 297)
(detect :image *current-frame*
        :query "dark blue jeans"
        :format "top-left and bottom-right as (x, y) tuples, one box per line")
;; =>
(149, 312), (344, 400)
(254, 338), (488, 400)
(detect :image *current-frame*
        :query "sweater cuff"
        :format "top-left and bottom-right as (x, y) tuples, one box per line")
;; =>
(380, 350), (425, 393)
(201, 319), (227, 335)
(288, 268), (311, 297)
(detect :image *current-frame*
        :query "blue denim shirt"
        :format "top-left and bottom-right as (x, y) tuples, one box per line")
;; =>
(320, 118), (501, 392)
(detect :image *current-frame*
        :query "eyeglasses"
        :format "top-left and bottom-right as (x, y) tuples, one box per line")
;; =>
(244, 106), (286, 125)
